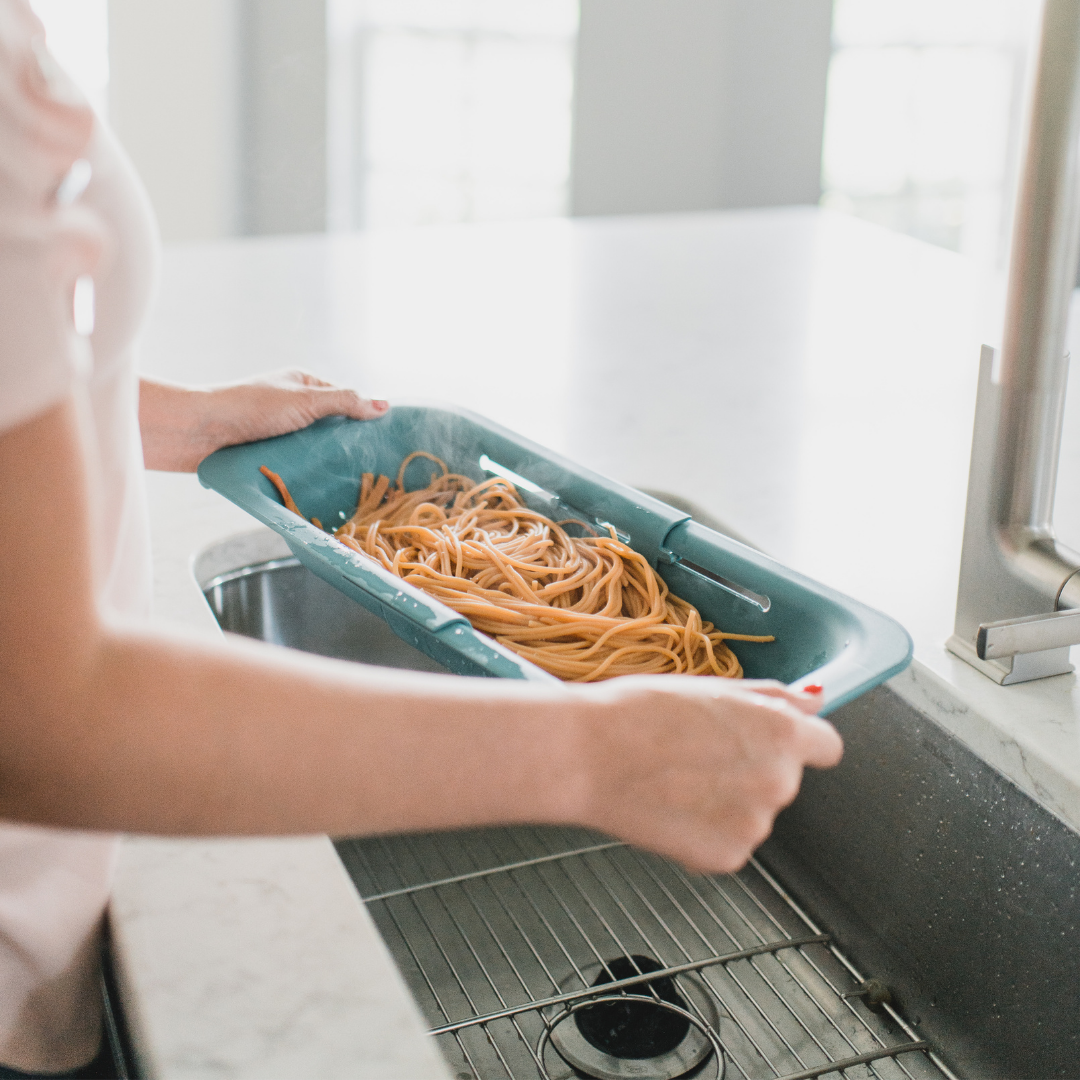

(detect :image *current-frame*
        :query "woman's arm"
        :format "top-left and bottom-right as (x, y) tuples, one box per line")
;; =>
(138, 371), (389, 472)
(0, 396), (841, 872)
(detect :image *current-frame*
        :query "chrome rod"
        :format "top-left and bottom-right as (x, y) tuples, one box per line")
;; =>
(346, 826), (955, 1080)
(587, 846), (781, 1075)
(361, 840), (623, 902)
(576, 836), (784, 1076)
(452, 842), (567, 997)
(401, 834), (545, 1004)
(646, 854), (920, 1080)
(705, 877), (873, 1070)
(480, 846), (594, 989)
(346, 843), (487, 1079)
(749, 858), (961, 1080)
(598, 839), (906, 1079)
(998, 0), (1080, 534)
(507, 842), (623, 972)
(375, 836), (520, 1078)
(569, 847), (752, 1037)
(951, 0), (1080, 682)
(537, 846), (670, 1006)
(429, 935), (829, 1036)
(775, 1042), (931, 1080)
(398, 835), (546, 1075)
(468, 830), (600, 1005)
(614, 850), (785, 1075)
(654, 858), (868, 1074)
(723, 870), (885, 1043)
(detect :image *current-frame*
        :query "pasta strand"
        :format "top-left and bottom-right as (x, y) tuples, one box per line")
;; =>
(261, 452), (772, 682)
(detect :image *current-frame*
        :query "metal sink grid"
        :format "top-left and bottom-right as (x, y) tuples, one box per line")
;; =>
(336, 826), (956, 1080)
(200, 553), (956, 1080)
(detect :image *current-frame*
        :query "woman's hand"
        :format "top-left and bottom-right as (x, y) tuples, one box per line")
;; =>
(568, 677), (841, 873)
(139, 370), (389, 472)
(4, 392), (841, 870)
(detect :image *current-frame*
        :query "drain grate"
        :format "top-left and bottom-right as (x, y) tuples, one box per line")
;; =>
(336, 826), (955, 1080)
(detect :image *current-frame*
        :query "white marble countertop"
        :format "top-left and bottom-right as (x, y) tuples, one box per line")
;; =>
(115, 206), (1080, 1075)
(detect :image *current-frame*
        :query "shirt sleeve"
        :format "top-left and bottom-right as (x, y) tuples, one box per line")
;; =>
(0, 0), (97, 433)
(0, 214), (94, 432)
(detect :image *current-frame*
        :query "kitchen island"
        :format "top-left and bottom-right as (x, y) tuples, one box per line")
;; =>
(115, 206), (1080, 1077)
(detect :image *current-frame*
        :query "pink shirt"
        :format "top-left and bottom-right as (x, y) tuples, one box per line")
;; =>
(0, 2), (157, 1069)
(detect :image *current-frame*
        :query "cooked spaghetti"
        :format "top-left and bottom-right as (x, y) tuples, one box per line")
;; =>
(259, 454), (772, 682)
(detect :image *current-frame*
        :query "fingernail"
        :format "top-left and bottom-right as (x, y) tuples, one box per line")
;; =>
(803, 684), (823, 695)
(372, 399), (389, 411)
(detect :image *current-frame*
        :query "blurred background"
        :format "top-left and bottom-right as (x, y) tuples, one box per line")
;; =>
(32, 0), (1041, 275)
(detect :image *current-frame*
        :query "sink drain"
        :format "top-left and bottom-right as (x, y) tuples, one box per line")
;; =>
(541, 956), (723, 1080)
(576, 956), (691, 1058)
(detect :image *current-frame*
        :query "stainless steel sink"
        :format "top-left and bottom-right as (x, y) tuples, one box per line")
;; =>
(204, 555), (450, 674)
(198, 531), (1080, 1079)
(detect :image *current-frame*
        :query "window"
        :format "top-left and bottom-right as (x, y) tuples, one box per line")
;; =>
(328, 0), (578, 230)
(821, 0), (1038, 266)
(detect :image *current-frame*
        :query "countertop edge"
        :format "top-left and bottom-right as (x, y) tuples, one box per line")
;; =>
(110, 835), (450, 1080)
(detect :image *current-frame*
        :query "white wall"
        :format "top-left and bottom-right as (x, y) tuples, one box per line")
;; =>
(570, 0), (834, 215)
(109, 0), (829, 237)
(108, 0), (240, 242)
(239, 0), (328, 236)
(107, 0), (327, 243)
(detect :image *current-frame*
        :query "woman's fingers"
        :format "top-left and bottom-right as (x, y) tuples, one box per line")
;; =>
(572, 675), (843, 875)
(740, 678), (824, 713)
(188, 371), (389, 467)
(796, 713), (844, 768)
(280, 369), (333, 389)
(721, 681), (840, 765)
(258, 369), (389, 422)
(741, 691), (843, 769)
(305, 386), (389, 422)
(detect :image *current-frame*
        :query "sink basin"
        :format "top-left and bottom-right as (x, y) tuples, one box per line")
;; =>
(197, 530), (1080, 1079)
(204, 556), (451, 674)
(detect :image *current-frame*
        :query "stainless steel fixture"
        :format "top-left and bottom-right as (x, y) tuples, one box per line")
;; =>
(203, 556), (451, 674)
(201, 539), (1080, 1076)
(337, 826), (950, 1080)
(202, 549), (958, 1080)
(949, 0), (1080, 682)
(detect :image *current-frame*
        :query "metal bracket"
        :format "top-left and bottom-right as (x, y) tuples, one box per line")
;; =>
(947, 608), (1080, 685)
(946, 632), (1073, 686)
(978, 607), (1080, 659)
(841, 978), (894, 1014)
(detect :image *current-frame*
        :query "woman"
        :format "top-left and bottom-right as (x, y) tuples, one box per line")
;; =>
(0, 3), (842, 1075)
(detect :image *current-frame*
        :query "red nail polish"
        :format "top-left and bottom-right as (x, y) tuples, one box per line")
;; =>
(803, 684), (823, 694)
